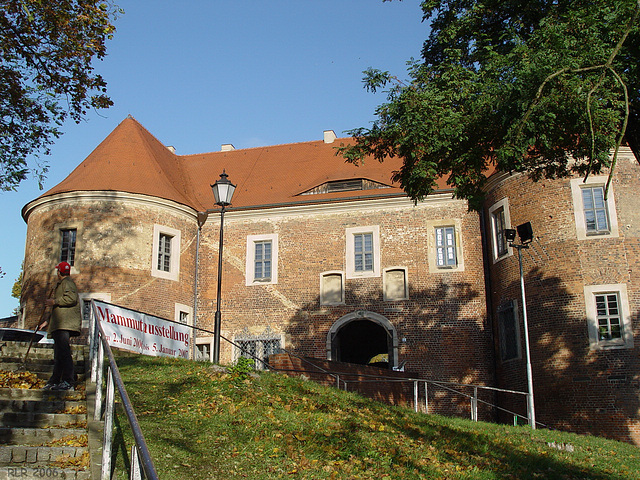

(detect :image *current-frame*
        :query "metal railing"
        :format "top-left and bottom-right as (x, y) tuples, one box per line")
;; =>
(89, 302), (159, 480)
(268, 349), (543, 428)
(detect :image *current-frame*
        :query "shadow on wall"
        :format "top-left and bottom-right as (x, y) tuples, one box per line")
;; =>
(22, 200), (141, 327)
(498, 266), (640, 445)
(283, 278), (497, 421)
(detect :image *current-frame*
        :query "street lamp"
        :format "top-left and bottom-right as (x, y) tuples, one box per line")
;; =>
(210, 170), (236, 363)
(505, 221), (536, 429)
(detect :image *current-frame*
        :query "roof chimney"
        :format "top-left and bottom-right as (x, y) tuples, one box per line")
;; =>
(166, 145), (176, 153)
(221, 144), (235, 152)
(323, 130), (337, 144)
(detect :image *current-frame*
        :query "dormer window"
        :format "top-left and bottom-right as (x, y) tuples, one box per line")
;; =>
(300, 179), (390, 195)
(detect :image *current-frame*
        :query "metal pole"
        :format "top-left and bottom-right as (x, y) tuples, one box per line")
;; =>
(518, 246), (536, 429)
(213, 205), (226, 364)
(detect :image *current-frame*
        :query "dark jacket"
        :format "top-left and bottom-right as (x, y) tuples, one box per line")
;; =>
(48, 276), (82, 337)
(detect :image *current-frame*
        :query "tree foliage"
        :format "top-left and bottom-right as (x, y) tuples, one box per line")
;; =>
(0, 0), (121, 191)
(339, 0), (640, 210)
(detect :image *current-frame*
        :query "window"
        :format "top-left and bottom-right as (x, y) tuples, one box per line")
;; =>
(354, 233), (374, 272)
(570, 177), (619, 240)
(498, 301), (521, 362)
(435, 226), (457, 268)
(488, 198), (512, 262)
(157, 233), (172, 272)
(60, 229), (77, 266)
(584, 284), (633, 349)
(254, 240), (272, 281)
(383, 268), (408, 301)
(346, 226), (380, 278)
(152, 225), (181, 281)
(582, 186), (609, 234)
(80, 293), (111, 329)
(196, 337), (214, 362)
(246, 234), (278, 285)
(234, 333), (283, 370)
(175, 303), (193, 326)
(320, 271), (345, 305)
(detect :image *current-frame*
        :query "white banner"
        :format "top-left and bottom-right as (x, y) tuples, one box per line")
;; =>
(92, 300), (190, 359)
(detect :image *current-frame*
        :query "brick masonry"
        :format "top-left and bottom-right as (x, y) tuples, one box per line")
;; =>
(19, 145), (640, 445)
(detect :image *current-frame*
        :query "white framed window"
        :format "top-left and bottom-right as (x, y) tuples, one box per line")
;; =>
(383, 267), (408, 301)
(426, 219), (465, 273)
(320, 271), (345, 305)
(570, 177), (619, 240)
(246, 234), (278, 285)
(152, 225), (181, 281)
(497, 300), (521, 362)
(175, 303), (193, 326)
(585, 284), (633, 350)
(346, 226), (380, 279)
(488, 198), (512, 262)
(196, 337), (214, 362)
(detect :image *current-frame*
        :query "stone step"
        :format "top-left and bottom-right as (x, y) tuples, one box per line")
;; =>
(0, 444), (88, 466)
(0, 413), (86, 429)
(0, 349), (86, 362)
(0, 428), (87, 446)
(0, 389), (85, 402)
(0, 466), (91, 480)
(0, 357), (86, 369)
(0, 368), (87, 383)
(0, 399), (86, 415)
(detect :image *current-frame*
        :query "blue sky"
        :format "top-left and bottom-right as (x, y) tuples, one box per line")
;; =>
(0, 0), (428, 317)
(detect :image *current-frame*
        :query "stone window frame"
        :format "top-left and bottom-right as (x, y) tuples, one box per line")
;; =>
(151, 224), (181, 281)
(80, 293), (111, 329)
(196, 336), (214, 362)
(426, 218), (465, 273)
(383, 267), (409, 301)
(345, 225), (381, 279)
(488, 198), (513, 263)
(175, 303), (193, 326)
(570, 176), (619, 241)
(320, 271), (345, 306)
(584, 283), (633, 350)
(245, 233), (279, 286)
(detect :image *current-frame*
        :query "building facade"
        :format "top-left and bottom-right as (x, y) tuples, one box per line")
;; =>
(20, 117), (640, 444)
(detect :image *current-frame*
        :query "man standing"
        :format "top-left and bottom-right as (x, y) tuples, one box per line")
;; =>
(39, 261), (82, 391)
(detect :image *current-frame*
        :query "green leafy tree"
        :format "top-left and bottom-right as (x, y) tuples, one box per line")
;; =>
(0, 0), (122, 191)
(339, 0), (640, 210)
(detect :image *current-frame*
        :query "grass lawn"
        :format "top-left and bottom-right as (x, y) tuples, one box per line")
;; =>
(110, 355), (640, 479)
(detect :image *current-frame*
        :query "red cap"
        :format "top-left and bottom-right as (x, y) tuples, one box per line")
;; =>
(56, 262), (71, 275)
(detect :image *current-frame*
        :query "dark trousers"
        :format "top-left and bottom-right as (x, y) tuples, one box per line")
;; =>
(49, 330), (75, 385)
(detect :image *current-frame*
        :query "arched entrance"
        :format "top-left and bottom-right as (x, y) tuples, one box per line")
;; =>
(326, 311), (398, 369)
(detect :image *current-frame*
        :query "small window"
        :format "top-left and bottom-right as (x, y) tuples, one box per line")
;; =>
(435, 226), (457, 268)
(383, 268), (408, 301)
(582, 186), (610, 235)
(320, 272), (345, 305)
(498, 301), (521, 362)
(585, 284), (633, 349)
(60, 229), (77, 266)
(254, 240), (272, 281)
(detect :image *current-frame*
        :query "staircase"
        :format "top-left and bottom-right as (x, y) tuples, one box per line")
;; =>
(0, 340), (98, 480)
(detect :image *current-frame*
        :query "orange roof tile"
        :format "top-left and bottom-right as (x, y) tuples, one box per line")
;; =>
(37, 116), (453, 213)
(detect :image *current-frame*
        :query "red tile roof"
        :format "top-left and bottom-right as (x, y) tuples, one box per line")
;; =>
(37, 116), (452, 212)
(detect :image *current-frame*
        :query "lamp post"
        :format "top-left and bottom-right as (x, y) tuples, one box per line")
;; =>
(505, 222), (536, 429)
(210, 170), (236, 363)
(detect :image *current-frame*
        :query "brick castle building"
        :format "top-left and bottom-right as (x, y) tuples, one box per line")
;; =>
(19, 117), (640, 444)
